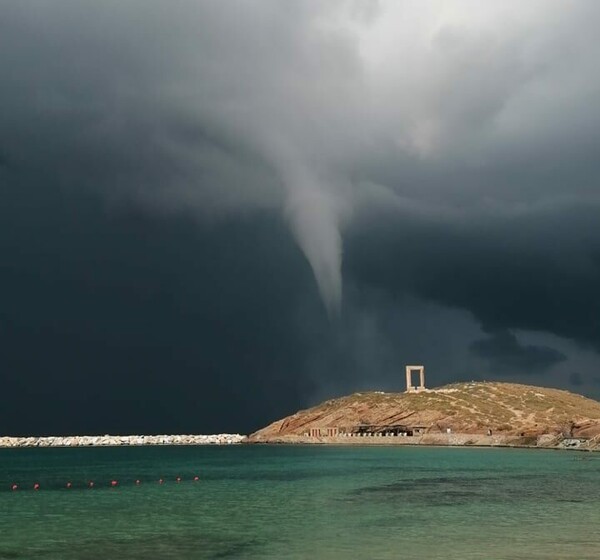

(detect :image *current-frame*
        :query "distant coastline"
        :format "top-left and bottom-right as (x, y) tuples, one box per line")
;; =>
(5, 382), (600, 452)
(2, 432), (598, 451)
(246, 432), (600, 451)
(248, 381), (600, 452)
(0, 434), (246, 448)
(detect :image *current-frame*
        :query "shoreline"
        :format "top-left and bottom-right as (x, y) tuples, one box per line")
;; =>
(247, 432), (600, 452)
(2, 433), (598, 452)
(248, 441), (599, 453)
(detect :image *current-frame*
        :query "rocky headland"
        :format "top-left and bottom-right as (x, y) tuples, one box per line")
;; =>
(249, 382), (600, 451)
(0, 433), (246, 448)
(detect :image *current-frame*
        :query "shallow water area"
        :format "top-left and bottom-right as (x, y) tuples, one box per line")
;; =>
(1, 445), (599, 559)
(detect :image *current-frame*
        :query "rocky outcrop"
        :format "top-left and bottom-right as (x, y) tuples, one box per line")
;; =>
(249, 382), (600, 450)
(0, 433), (246, 448)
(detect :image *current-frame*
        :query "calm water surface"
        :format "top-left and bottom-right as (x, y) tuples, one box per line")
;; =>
(1, 445), (599, 559)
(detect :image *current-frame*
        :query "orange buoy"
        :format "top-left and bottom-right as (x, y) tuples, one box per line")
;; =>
(110, 480), (118, 487)
(33, 483), (40, 491)
(11, 484), (18, 491)
(193, 476), (199, 481)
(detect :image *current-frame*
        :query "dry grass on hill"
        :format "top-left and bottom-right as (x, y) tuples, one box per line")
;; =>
(250, 382), (600, 440)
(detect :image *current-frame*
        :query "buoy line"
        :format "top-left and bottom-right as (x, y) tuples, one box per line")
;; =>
(8, 476), (201, 491)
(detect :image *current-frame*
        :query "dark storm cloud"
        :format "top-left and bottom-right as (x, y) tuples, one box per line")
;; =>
(469, 330), (566, 375)
(4, 1), (596, 315)
(1, 1), (600, 434)
(346, 198), (600, 353)
(0, 179), (329, 435)
(569, 372), (583, 387)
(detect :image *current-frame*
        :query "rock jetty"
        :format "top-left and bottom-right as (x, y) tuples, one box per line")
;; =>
(0, 433), (246, 448)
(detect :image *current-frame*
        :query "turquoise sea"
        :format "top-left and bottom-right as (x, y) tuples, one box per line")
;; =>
(1, 445), (599, 559)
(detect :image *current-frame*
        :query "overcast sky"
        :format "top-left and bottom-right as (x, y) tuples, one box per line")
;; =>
(2, 1), (600, 435)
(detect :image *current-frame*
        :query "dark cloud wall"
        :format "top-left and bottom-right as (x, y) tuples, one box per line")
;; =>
(2, 1), (600, 434)
(469, 331), (566, 375)
(1, 180), (323, 434)
(347, 198), (600, 352)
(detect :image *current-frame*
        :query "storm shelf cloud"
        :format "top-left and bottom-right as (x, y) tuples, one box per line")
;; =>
(1, 1), (600, 434)
(469, 330), (567, 375)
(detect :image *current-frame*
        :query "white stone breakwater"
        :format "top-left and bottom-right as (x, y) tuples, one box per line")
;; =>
(0, 434), (247, 448)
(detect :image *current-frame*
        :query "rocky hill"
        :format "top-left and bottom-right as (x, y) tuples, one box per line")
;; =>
(249, 382), (600, 449)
